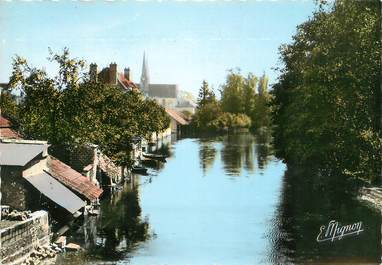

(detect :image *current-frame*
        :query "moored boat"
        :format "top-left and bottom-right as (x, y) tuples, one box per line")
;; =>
(132, 165), (148, 174)
(142, 153), (167, 161)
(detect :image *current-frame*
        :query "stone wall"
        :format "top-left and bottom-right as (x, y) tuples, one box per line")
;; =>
(51, 145), (94, 173)
(2, 166), (28, 210)
(0, 211), (50, 265)
(1, 166), (41, 211)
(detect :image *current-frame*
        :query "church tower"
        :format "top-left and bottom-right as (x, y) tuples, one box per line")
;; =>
(140, 52), (150, 95)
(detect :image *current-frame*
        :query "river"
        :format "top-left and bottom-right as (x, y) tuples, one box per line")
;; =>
(56, 133), (381, 265)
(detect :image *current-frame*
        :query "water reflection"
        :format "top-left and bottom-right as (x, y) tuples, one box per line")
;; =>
(218, 132), (273, 175)
(57, 178), (151, 264)
(57, 133), (380, 265)
(255, 129), (274, 170)
(269, 166), (381, 264)
(198, 139), (217, 176)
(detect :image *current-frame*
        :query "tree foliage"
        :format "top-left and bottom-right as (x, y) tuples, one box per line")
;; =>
(197, 80), (216, 108)
(192, 70), (271, 133)
(271, 0), (381, 182)
(8, 48), (169, 167)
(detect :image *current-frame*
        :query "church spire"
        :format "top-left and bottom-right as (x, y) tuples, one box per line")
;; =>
(140, 52), (150, 94)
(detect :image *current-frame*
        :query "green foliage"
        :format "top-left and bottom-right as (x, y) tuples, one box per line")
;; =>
(242, 73), (258, 116)
(0, 89), (19, 119)
(271, 0), (381, 182)
(192, 70), (271, 133)
(192, 100), (222, 131)
(220, 70), (245, 114)
(257, 73), (268, 96)
(8, 48), (170, 167)
(251, 92), (272, 130)
(197, 80), (216, 108)
(209, 112), (251, 132)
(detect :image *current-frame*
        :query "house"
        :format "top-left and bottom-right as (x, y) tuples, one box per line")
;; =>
(47, 156), (103, 203)
(0, 115), (22, 139)
(0, 139), (86, 215)
(55, 143), (124, 188)
(165, 108), (190, 134)
(89, 62), (139, 92)
(0, 116), (103, 215)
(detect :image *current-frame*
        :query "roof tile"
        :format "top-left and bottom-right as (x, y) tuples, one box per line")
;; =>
(48, 157), (103, 201)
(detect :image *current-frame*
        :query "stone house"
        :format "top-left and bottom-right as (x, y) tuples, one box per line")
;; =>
(0, 139), (85, 215)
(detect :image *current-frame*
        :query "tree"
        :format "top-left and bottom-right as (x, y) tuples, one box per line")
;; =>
(0, 88), (19, 119)
(257, 73), (268, 96)
(197, 80), (216, 108)
(271, 0), (381, 182)
(8, 48), (171, 168)
(191, 100), (222, 132)
(242, 73), (258, 117)
(220, 70), (245, 114)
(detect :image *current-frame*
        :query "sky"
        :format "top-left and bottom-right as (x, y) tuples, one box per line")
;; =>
(0, 0), (316, 97)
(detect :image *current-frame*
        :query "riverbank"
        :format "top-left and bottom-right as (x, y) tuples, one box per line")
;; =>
(52, 133), (381, 264)
(359, 187), (382, 210)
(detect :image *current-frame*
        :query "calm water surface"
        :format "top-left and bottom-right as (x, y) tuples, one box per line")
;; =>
(57, 133), (381, 265)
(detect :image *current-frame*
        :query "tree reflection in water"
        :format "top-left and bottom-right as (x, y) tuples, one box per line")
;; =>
(255, 129), (274, 170)
(218, 132), (273, 176)
(268, 166), (381, 264)
(198, 139), (218, 176)
(57, 178), (151, 264)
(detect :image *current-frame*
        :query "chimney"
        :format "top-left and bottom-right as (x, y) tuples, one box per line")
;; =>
(124, 67), (131, 81)
(109, 63), (117, 85)
(89, 63), (98, 82)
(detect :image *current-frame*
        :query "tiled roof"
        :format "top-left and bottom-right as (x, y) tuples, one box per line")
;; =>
(48, 157), (103, 201)
(0, 115), (23, 139)
(0, 128), (22, 139)
(165, 108), (189, 126)
(118, 73), (139, 91)
(98, 152), (121, 180)
(0, 115), (11, 128)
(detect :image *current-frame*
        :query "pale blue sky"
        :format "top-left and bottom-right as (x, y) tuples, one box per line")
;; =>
(0, 1), (316, 97)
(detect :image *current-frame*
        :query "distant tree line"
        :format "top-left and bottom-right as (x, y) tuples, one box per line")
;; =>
(271, 0), (381, 183)
(191, 70), (272, 133)
(2, 48), (170, 167)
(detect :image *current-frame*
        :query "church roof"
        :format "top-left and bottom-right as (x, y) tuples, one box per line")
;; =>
(149, 84), (178, 98)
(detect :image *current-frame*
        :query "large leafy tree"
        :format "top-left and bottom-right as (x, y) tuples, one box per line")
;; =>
(242, 73), (258, 117)
(220, 70), (245, 114)
(272, 0), (381, 182)
(8, 48), (170, 167)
